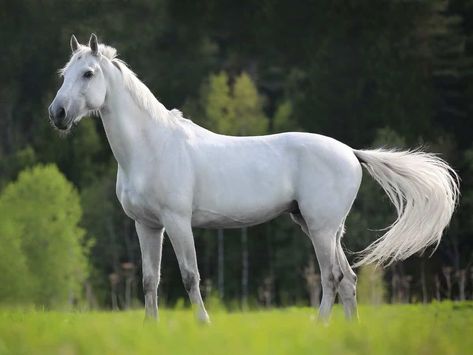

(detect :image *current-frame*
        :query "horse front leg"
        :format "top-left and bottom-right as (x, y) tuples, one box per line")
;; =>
(135, 222), (164, 320)
(162, 213), (210, 323)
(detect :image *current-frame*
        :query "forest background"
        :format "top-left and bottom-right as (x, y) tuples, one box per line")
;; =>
(0, 0), (472, 309)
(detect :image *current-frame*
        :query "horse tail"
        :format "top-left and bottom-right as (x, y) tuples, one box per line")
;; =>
(352, 148), (459, 267)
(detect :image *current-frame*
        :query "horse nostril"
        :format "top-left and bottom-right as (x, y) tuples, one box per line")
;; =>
(56, 107), (66, 120)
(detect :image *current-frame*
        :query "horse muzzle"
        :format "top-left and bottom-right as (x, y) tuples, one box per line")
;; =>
(48, 103), (71, 131)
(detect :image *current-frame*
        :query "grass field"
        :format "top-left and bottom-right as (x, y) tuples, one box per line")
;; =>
(0, 302), (471, 355)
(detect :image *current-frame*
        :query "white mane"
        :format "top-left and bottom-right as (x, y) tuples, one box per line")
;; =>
(110, 55), (172, 123)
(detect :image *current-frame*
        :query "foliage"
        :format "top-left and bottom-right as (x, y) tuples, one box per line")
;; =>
(357, 265), (387, 305)
(0, 219), (32, 304)
(0, 165), (89, 307)
(272, 100), (297, 133)
(0, 303), (471, 354)
(193, 71), (269, 135)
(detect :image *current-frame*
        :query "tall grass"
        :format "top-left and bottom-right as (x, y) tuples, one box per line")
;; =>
(0, 303), (471, 355)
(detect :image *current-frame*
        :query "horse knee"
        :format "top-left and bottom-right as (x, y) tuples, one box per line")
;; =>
(331, 266), (344, 288)
(339, 274), (357, 298)
(344, 272), (357, 288)
(143, 273), (159, 294)
(352, 273), (358, 285)
(323, 270), (342, 294)
(182, 269), (199, 293)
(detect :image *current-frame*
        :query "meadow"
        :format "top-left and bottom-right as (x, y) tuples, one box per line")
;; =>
(0, 302), (471, 355)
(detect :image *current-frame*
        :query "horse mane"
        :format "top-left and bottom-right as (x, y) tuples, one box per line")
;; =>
(108, 52), (172, 123)
(60, 43), (185, 125)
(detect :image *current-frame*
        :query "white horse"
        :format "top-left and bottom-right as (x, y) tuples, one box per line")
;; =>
(49, 34), (459, 322)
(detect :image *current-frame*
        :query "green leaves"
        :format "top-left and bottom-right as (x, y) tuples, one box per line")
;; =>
(200, 71), (269, 136)
(0, 165), (89, 308)
(0, 219), (31, 304)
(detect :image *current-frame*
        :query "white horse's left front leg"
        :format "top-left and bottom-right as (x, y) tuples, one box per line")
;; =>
(162, 213), (210, 323)
(136, 222), (164, 320)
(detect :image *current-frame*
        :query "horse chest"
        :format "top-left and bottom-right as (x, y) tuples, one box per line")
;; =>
(116, 173), (161, 224)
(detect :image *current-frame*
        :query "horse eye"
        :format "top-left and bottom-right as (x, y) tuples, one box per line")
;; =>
(83, 71), (94, 79)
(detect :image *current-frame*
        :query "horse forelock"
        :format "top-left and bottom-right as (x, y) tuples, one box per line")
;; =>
(99, 44), (118, 60)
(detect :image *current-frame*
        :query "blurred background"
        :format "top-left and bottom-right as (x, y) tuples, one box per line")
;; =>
(0, 0), (472, 310)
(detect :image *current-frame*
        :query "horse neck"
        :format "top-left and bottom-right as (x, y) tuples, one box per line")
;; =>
(99, 64), (172, 172)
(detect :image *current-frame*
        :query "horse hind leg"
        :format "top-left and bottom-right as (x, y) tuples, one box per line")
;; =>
(311, 228), (343, 322)
(291, 213), (342, 322)
(335, 225), (359, 320)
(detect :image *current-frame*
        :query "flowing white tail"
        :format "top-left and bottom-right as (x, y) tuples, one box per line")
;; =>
(353, 149), (459, 267)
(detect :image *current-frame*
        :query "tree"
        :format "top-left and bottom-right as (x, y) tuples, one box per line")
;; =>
(198, 71), (269, 134)
(0, 218), (32, 304)
(0, 165), (89, 307)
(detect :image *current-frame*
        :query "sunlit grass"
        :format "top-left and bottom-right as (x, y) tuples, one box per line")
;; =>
(0, 302), (471, 355)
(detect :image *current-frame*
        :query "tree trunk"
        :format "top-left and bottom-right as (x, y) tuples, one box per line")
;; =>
(434, 274), (441, 301)
(218, 229), (224, 298)
(241, 227), (249, 310)
(442, 266), (453, 300)
(84, 280), (98, 309)
(457, 269), (466, 301)
(391, 265), (400, 303)
(304, 258), (321, 308)
(471, 267), (473, 300)
(109, 273), (120, 311)
(421, 259), (428, 303)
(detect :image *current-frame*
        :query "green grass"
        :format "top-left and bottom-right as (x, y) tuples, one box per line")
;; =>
(0, 302), (471, 355)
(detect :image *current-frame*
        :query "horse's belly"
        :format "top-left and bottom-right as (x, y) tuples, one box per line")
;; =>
(191, 200), (297, 228)
(191, 181), (298, 228)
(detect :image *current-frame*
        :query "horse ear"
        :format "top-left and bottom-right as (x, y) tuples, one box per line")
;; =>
(70, 34), (80, 52)
(89, 33), (99, 56)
